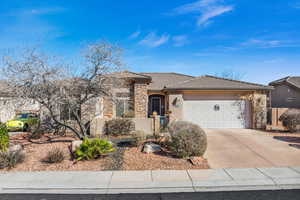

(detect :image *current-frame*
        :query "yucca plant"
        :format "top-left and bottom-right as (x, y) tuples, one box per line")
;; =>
(75, 138), (115, 161)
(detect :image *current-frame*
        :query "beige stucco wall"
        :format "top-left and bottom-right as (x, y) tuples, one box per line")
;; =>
(90, 117), (153, 137)
(168, 93), (184, 121)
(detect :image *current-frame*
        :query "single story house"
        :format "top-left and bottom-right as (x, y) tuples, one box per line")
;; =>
(91, 71), (273, 135)
(269, 76), (300, 109)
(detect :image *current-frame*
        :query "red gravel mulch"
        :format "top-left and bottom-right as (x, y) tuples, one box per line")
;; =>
(122, 147), (209, 170)
(1, 133), (209, 172)
(1, 133), (110, 172)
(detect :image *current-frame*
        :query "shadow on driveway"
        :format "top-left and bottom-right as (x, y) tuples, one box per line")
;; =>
(273, 136), (300, 149)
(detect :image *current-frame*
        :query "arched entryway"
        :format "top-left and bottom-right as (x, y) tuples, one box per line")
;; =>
(148, 94), (165, 116)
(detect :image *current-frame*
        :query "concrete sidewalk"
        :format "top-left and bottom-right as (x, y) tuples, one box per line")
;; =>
(1, 167), (300, 194)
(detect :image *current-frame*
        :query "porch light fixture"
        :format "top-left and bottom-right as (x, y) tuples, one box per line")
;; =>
(172, 97), (181, 108)
(214, 104), (220, 111)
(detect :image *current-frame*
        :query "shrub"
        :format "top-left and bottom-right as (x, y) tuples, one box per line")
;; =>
(168, 121), (207, 158)
(75, 138), (116, 161)
(0, 150), (25, 169)
(0, 126), (9, 152)
(279, 109), (300, 132)
(105, 119), (135, 136)
(43, 148), (65, 163)
(29, 123), (44, 139)
(132, 130), (147, 146)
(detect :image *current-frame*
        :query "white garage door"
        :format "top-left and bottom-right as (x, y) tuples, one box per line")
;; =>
(183, 100), (250, 128)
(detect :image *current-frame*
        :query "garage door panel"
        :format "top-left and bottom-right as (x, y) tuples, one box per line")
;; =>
(183, 100), (250, 128)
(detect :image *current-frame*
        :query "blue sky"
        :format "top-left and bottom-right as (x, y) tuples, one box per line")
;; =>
(1, 0), (300, 84)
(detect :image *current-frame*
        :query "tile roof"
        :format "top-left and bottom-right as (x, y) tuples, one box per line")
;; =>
(164, 75), (273, 91)
(269, 76), (300, 89)
(141, 72), (194, 91)
(109, 71), (152, 80)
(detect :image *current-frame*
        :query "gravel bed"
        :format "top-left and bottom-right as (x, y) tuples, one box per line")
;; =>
(1, 134), (209, 172)
(122, 147), (209, 170)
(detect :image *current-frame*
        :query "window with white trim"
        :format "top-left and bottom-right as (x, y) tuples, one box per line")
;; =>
(116, 98), (130, 117)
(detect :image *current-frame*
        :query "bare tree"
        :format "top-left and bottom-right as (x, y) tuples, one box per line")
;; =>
(2, 41), (123, 139)
(215, 69), (245, 81)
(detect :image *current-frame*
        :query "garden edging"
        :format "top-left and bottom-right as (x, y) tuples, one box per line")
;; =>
(1, 167), (300, 194)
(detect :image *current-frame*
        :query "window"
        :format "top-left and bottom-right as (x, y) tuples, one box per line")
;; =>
(116, 98), (130, 117)
(60, 104), (81, 121)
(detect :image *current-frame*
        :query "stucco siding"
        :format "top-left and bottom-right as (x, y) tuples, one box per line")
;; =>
(271, 84), (300, 108)
(183, 93), (241, 101)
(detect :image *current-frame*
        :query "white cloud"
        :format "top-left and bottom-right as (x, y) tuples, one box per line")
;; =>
(241, 39), (283, 48)
(139, 32), (170, 47)
(7, 7), (65, 17)
(172, 35), (189, 47)
(172, 0), (234, 27)
(129, 30), (141, 39)
(197, 6), (233, 26)
(263, 58), (284, 64)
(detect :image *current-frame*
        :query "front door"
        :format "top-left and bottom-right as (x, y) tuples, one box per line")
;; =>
(148, 95), (165, 116)
(151, 97), (161, 115)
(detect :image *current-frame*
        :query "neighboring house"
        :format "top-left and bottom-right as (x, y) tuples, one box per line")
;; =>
(269, 76), (300, 109)
(92, 71), (272, 135)
(0, 80), (40, 122)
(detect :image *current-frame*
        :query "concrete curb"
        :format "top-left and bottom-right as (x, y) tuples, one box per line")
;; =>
(1, 167), (300, 194)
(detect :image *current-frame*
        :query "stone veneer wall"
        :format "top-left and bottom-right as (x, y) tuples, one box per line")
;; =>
(103, 97), (114, 118)
(252, 91), (268, 129)
(134, 83), (148, 118)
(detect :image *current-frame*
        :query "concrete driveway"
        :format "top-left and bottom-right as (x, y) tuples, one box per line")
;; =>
(205, 129), (300, 168)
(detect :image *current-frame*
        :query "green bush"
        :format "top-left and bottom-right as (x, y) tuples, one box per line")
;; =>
(279, 109), (300, 132)
(43, 148), (65, 163)
(0, 150), (25, 169)
(168, 121), (207, 158)
(105, 118), (135, 136)
(132, 130), (147, 146)
(75, 138), (116, 161)
(0, 126), (9, 152)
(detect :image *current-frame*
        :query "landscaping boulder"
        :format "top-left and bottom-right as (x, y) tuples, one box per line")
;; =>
(9, 144), (23, 153)
(142, 143), (161, 153)
(71, 140), (82, 152)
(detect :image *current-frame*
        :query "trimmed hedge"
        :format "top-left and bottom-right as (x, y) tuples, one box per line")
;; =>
(168, 121), (207, 158)
(105, 118), (135, 136)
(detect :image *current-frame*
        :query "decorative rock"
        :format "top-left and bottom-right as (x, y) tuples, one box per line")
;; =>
(9, 144), (23, 153)
(142, 143), (161, 153)
(71, 140), (83, 152)
(189, 156), (205, 166)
